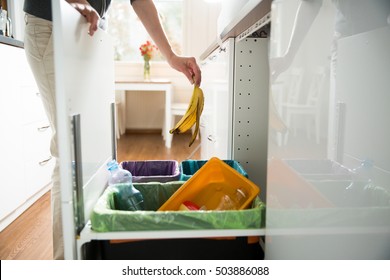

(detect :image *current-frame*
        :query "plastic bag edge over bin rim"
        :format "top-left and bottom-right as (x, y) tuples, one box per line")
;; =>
(90, 181), (265, 233)
(120, 160), (181, 183)
(179, 159), (249, 181)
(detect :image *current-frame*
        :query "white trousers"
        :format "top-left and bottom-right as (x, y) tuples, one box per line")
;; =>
(24, 14), (64, 260)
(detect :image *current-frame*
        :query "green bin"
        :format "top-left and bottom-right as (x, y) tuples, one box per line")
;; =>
(91, 182), (265, 232)
(89, 182), (265, 259)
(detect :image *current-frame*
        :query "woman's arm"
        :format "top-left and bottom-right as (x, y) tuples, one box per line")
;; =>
(132, 0), (201, 85)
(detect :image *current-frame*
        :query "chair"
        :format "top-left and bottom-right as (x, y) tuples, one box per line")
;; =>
(115, 91), (126, 139)
(282, 66), (326, 145)
(169, 102), (196, 140)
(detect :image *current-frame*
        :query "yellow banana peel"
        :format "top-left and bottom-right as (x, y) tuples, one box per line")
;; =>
(169, 85), (205, 147)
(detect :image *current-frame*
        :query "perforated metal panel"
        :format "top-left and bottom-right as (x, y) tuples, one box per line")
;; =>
(233, 38), (269, 201)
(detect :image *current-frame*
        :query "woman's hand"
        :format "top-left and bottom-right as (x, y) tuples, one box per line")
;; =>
(167, 54), (202, 86)
(67, 1), (100, 36)
(131, 0), (202, 86)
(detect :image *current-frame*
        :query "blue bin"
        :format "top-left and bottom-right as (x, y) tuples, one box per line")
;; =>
(179, 159), (248, 181)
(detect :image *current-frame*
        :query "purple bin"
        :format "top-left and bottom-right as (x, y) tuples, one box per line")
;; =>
(120, 160), (181, 183)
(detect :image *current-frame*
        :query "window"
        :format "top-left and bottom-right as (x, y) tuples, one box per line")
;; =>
(106, 0), (183, 61)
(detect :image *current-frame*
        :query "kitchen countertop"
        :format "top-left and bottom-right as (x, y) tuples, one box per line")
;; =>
(200, 0), (271, 61)
(0, 35), (24, 48)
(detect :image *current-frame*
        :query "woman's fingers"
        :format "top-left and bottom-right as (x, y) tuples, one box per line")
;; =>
(70, 3), (100, 36)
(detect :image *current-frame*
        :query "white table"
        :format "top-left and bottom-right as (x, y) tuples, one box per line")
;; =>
(115, 79), (173, 148)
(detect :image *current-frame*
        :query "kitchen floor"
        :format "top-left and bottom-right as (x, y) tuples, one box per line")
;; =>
(0, 132), (200, 260)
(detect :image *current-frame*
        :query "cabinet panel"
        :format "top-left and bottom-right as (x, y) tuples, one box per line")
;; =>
(0, 44), (25, 221)
(22, 121), (53, 198)
(21, 85), (47, 124)
(233, 38), (269, 201)
(200, 38), (235, 160)
(0, 43), (52, 230)
(266, 1), (390, 259)
(200, 116), (213, 159)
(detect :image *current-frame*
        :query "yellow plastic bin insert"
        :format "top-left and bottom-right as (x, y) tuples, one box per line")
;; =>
(158, 157), (260, 211)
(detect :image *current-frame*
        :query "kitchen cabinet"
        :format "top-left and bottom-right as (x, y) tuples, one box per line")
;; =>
(53, 1), (266, 260)
(0, 43), (53, 231)
(198, 0), (272, 202)
(200, 0), (390, 260)
(266, 0), (390, 259)
(200, 37), (270, 202)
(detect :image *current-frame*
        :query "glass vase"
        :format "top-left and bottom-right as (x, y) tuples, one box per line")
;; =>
(144, 59), (151, 81)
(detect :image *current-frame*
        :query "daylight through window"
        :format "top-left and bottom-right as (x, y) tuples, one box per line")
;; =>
(106, 0), (183, 61)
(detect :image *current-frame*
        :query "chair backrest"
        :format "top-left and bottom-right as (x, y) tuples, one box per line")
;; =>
(306, 66), (327, 106)
(285, 67), (304, 104)
(171, 103), (189, 115)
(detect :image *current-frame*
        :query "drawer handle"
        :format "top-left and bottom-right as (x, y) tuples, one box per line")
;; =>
(207, 135), (216, 142)
(39, 156), (52, 166)
(208, 54), (217, 61)
(37, 125), (50, 132)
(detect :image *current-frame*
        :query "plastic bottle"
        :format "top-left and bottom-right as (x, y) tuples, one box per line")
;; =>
(107, 160), (144, 211)
(215, 188), (247, 210)
(107, 160), (133, 185)
(0, 7), (7, 36)
(344, 159), (373, 206)
(351, 159), (373, 183)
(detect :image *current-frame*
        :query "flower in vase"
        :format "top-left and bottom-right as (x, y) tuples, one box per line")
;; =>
(139, 40), (158, 62)
(139, 41), (158, 80)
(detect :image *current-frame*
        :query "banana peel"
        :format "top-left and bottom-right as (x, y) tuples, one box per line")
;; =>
(188, 86), (204, 147)
(170, 85), (204, 147)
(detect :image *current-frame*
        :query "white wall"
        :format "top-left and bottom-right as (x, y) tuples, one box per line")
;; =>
(115, 61), (194, 130)
(183, 0), (221, 59)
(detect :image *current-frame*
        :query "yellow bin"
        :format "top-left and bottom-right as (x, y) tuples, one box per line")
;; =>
(158, 157), (260, 211)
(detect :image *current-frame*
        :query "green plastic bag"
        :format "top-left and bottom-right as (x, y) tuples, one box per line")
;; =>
(91, 182), (265, 232)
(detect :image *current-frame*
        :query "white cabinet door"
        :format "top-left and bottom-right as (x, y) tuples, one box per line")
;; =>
(22, 120), (53, 199)
(200, 38), (235, 160)
(52, 0), (115, 259)
(20, 85), (47, 125)
(267, 1), (390, 259)
(0, 44), (25, 221)
(0, 43), (53, 230)
(19, 65), (54, 199)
